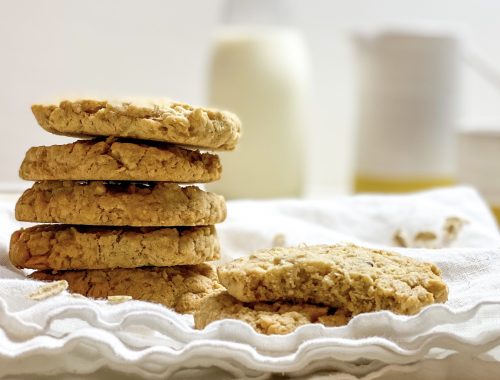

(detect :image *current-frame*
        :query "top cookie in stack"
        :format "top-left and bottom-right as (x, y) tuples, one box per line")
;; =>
(31, 99), (240, 150)
(10, 99), (241, 314)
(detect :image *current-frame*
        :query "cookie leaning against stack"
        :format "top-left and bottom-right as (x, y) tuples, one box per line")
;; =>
(9, 99), (241, 313)
(194, 244), (449, 334)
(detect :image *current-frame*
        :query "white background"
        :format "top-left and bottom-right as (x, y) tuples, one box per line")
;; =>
(1, 0), (500, 194)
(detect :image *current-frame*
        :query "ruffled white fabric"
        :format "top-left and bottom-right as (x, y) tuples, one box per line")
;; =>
(1, 187), (500, 379)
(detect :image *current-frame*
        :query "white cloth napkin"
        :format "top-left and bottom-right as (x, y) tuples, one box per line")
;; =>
(1, 186), (500, 379)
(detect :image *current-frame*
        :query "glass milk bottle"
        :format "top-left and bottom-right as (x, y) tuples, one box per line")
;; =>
(206, 0), (311, 199)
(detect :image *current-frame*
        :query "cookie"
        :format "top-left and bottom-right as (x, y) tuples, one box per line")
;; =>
(29, 264), (223, 313)
(194, 291), (350, 335)
(31, 99), (241, 150)
(10, 225), (219, 270)
(19, 138), (221, 182)
(217, 244), (448, 315)
(15, 181), (226, 227)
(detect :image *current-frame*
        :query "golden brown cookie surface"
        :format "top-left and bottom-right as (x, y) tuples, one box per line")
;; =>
(217, 244), (448, 315)
(32, 99), (241, 150)
(194, 291), (350, 335)
(15, 181), (226, 226)
(30, 263), (223, 313)
(10, 224), (220, 270)
(19, 138), (221, 182)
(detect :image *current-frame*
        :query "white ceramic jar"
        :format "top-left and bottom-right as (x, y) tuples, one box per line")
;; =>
(353, 29), (461, 193)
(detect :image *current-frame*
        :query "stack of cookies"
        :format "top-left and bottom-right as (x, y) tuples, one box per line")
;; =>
(9, 99), (240, 313)
(194, 244), (448, 334)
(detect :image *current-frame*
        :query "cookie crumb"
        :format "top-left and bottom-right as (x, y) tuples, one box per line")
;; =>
(28, 280), (68, 300)
(272, 233), (286, 248)
(443, 216), (468, 244)
(413, 231), (438, 248)
(414, 231), (437, 241)
(107, 295), (132, 304)
(392, 229), (409, 248)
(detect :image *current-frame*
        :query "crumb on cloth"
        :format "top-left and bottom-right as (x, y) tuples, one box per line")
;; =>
(393, 229), (409, 248)
(392, 216), (468, 249)
(443, 216), (468, 243)
(28, 280), (68, 300)
(413, 231), (438, 248)
(107, 295), (133, 304)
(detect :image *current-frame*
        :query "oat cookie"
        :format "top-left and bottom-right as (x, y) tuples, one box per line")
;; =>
(218, 244), (448, 315)
(31, 99), (241, 150)
(10, 224), (219, 270)
(194, 291), (350, 335)
(30, 264), (223, 313)
(19, 138), (221, 182)
(15, 181), (226, 226)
